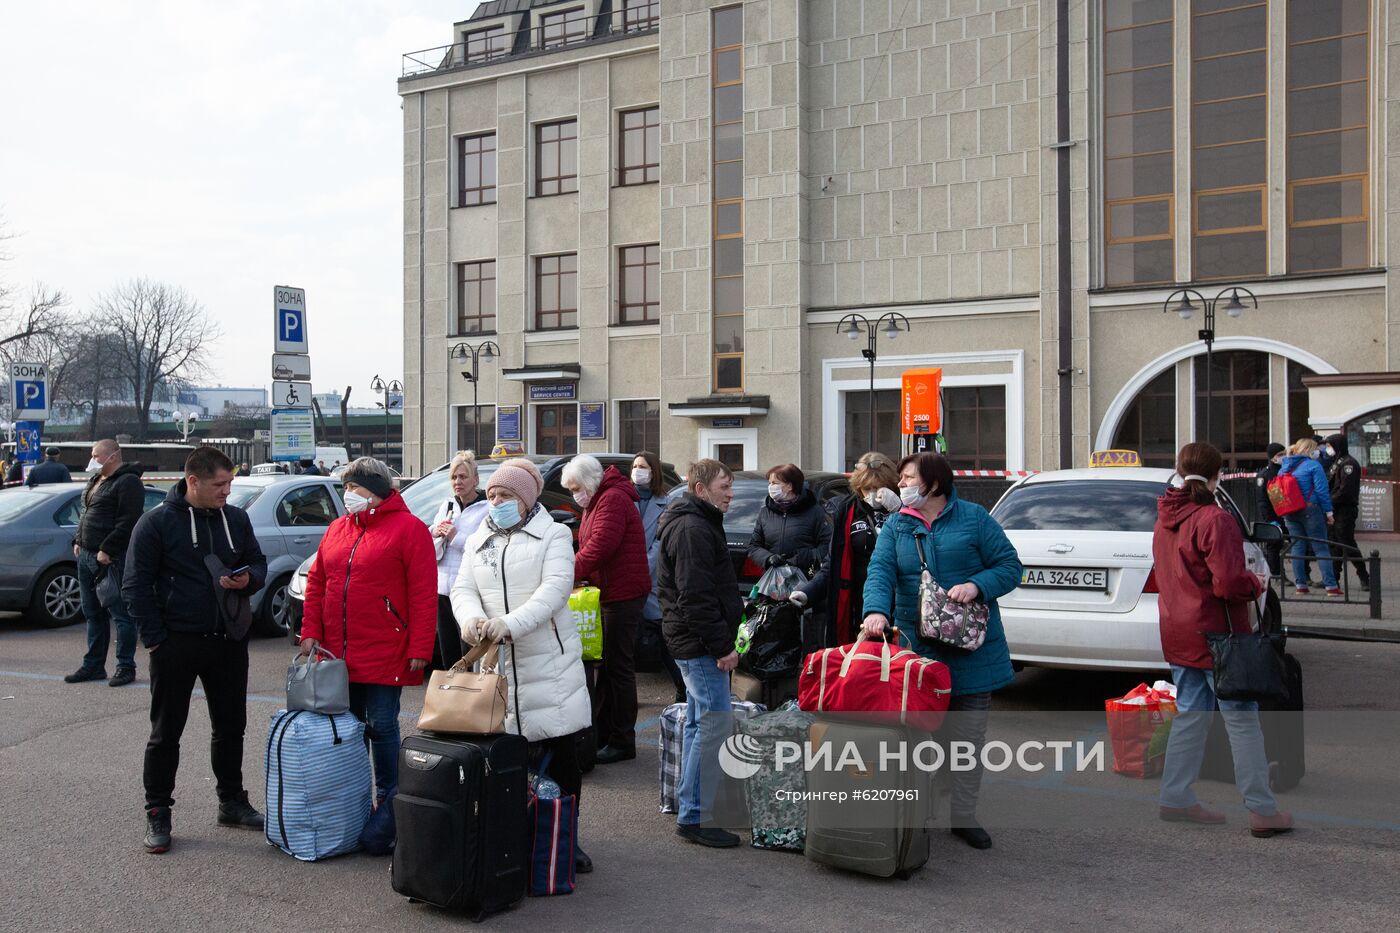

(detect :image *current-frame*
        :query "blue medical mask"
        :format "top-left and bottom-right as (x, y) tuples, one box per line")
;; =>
(489, 500), (521, 528)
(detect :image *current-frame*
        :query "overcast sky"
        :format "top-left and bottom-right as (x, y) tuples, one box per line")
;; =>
(0, 0), (474, 403)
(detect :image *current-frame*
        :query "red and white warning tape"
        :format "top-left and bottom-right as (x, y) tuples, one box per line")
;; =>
(1222, 470), (1400, 486)
(953, 470), (1038, 478)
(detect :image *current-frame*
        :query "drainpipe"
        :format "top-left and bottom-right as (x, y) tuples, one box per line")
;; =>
(1055, 0), (1073, 469)
(417, 92), (427, 474)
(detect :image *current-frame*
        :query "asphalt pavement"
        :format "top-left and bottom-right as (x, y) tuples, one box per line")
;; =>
(3, 616), (1399, 932)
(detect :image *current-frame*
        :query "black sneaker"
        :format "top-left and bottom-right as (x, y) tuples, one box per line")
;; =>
(144, 807), (171, 854)
(951, 825), (993, 850)
(217, 793), (265, 830)
(64, 667), (107, 684)
(676, 823), (740, 848)
(575, 845), (593, 873)
(109, 668), (136, 687)
(595, 745), (637, 765)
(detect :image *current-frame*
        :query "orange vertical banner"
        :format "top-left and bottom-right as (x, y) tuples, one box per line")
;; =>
(901, 367), (942, 435)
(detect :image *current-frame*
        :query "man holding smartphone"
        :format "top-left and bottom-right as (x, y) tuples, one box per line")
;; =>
(124, 446), (268, 854)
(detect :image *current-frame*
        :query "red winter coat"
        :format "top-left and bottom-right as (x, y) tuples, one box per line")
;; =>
(574, 467), (652, 603)
(1152, 487), (1265, 669)
(301, 490), (438, 686)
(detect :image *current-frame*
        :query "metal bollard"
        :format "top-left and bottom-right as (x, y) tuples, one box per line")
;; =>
(1369, 550), (1382, 621)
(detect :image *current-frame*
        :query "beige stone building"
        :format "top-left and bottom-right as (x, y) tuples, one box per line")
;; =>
(399, 0), (1400, 523)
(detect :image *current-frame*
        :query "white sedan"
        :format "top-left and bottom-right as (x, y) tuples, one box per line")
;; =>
(990, 464), (1279, 672)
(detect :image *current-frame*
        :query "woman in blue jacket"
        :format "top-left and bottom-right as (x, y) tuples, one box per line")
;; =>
(1279, 438), (1338, 595)
(862, 452), (1023, 851)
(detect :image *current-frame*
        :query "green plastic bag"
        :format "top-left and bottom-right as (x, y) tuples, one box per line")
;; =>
(570, 586), (603, 661)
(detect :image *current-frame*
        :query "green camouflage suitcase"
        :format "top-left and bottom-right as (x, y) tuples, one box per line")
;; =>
(738, 706), (817, 851)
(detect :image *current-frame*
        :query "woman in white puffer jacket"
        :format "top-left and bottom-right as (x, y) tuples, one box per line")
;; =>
(451, 458), (594, 872)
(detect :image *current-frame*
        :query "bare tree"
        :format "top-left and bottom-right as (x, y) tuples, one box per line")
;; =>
(210, 401), (269, 438)
(97, 279), (220, 441)
(0, 285), (68, 354)
(49, 325), (126, 437)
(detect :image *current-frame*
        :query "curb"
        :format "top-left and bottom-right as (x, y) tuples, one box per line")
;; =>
(1285, 624), (1400, 643)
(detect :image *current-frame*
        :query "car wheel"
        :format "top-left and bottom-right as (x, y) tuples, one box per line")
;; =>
(28, 565), (83, 628)
(254, 573), (293, 638)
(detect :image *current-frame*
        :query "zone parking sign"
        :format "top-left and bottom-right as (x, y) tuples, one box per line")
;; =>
(10, 361), (49, 420)
(273, 286), (308, 353)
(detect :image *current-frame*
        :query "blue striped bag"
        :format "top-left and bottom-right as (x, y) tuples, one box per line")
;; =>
(264, 708), (373, 861)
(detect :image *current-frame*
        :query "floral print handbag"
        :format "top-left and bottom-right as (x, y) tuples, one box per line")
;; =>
(913, 533), (989, 651)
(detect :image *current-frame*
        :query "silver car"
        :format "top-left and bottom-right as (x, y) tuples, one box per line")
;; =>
(225, 474), (346, 637)
(0, 482), (165, 627)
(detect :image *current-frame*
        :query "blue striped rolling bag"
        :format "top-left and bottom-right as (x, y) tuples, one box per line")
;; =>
(264, 708), (373, 861)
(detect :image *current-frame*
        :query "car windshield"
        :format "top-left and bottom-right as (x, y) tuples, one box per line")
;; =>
(992, 480), (1166, 533)
(0, 490), (44, 523)
(722, 480), (772, 535)
(226, 486), (264, 510)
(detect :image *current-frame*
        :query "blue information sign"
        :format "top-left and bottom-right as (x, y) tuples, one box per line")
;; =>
(14, 421), (43, 463)
(579, 403), (606, 440)
(528, 383), (577, 401)
(497, 405), (522, 441)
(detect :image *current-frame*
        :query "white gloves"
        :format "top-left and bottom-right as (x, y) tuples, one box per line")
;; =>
(788, 590), (809, 609)
(482, 617), (512, 642)
(875, 487), (902, 513)
(462, 617), (487, 645)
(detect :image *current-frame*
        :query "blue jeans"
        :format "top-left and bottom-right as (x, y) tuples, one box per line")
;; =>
(1160, 665), (1277, 815)
(674, 656), (733, 827)
(1284, 503), (1337, 588)
(78, 550), (136, 673)
(349, 683), (401, 802)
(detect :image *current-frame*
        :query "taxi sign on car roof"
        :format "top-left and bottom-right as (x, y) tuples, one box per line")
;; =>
(489, 442), (526, 458)
(1089, 449), (1141, 468)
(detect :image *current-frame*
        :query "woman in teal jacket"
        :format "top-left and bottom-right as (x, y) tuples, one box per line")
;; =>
(862, 452), (1023, 851)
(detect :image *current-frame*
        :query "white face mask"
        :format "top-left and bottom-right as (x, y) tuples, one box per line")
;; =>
(344, 490), (372, 513)
(86, 458), (103, 473)
(631, 467), (651, 486)
(768, 483), (785, 500)
(899, 484), (927, 508)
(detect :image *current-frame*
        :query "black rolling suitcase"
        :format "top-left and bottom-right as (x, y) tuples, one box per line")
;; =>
(1199, 652), (1305, 791)
(392, 732), (530, 921)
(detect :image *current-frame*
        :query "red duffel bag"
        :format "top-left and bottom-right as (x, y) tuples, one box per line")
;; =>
(798, 629), (953, 730)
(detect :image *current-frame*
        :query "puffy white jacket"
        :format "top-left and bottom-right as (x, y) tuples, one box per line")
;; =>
(450, 506), (590, 742)
(432, 496), (489, 596)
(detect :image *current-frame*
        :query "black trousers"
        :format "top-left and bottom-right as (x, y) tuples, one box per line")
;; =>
(588, 597), (643, 752)
(435, 594), (466, 669)
(143, 631), (250, 810)
(1329, 504), (1370, 583)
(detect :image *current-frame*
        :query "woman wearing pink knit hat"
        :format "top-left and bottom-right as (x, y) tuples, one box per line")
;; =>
(450, 458), (594, 872)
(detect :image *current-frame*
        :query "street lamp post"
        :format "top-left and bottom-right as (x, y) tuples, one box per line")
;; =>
(1162, 286), (1257, 444)
(835, 312), (912, 453)
(450, 340), (501, 454)
(370, 375), (404, 462)
(171, 410), (199, 443)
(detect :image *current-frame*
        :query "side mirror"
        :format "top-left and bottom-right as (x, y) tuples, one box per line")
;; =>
(1250, 521), (1283, 543)
(549, 509), (579, 527)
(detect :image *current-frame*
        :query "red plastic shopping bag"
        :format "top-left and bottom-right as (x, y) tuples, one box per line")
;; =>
(1105, 683), (1177, 778)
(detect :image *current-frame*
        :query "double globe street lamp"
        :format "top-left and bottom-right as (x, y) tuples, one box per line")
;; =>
(835, 311), (912, 453)
(450, 340), (502, 455)
(1161, 286), (1258, 444)
(171, 410), (199, 443)
(370, 375), (404, 462)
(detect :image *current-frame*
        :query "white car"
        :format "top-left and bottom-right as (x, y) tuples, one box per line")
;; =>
(990, 464), (1280, 672)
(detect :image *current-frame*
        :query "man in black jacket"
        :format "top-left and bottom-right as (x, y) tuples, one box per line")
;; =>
(1326, 433), (1370, 590)
(65, 439), (146, 686)
(24, 447), (72, 486)
(657, 458), (742, 850)
(123, 446), (268, 854)
(1255, 443), (1286, 578)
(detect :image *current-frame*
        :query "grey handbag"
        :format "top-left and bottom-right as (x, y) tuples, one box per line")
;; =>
(287, 646), (350, 714)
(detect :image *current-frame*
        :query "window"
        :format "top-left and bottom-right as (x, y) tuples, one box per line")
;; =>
(535, 120), (578, 196)
(618, 107), (660, 185)
(457, 133), (497, 207)
(1191, 0), (1267, 280)
(540, 7), (587, 49)
(1110, 368), (1177, 468)
(621, 0), (659, 32)
(463, 25), (510, 63)
(618, 244), (659, 324)
(843, 390), (900, 471)
(712, 6), (744, 392)
(277, 485), (338, 527)
(1103, 0), (1174, 286)
(535, 254), (578, 330)
(943, 386), (1007, 471)
(456, 405), (497, 455)
(456, 260), (496, 334)
(1287, 0), (1370, 272)
(1194, 350), (1269, 470)
(619, 399), (660, 453)
(993, 481), (1166, 533)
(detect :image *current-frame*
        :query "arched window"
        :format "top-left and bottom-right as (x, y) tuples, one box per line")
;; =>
(1110, 368), (1176, 467)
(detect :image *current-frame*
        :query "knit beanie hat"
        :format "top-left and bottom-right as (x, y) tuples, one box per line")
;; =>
(487, 458), (544, 510)
(1265, 443), (1286, 459)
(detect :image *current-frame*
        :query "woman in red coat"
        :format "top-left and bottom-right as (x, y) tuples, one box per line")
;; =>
(562, 455), (651, 764)
(299, 458), (437, 801)
(1152, 442), (1292, 838)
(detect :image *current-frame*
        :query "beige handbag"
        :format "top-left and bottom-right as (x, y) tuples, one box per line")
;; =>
(417, 638), (508, 735)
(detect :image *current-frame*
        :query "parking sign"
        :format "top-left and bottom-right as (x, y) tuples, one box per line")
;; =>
(273, 286), (308, 353)
(10, 362), (49, 420)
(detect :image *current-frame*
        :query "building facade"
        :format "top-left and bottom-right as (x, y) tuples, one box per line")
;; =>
(399, 0), (1399, 496)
